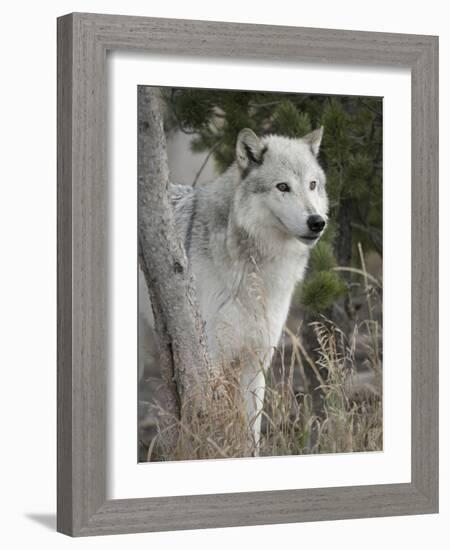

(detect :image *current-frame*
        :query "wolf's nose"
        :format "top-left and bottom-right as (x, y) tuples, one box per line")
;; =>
(307, 215), (326, 233)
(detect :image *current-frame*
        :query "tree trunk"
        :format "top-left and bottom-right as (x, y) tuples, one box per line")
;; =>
(336, 197), (356, 323)
(336, 198), (353, 268)
(138, 86), (227, 457)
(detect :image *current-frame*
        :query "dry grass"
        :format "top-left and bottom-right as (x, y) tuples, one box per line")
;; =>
(260, 319), (382, 457)
(147, 318), (382, 461)
(145, 251), (383, 462)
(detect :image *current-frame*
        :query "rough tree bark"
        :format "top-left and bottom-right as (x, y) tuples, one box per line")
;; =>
(334, 197), (355, 325)
(336, 198), (353, 268)
(138, 86), (222, 455)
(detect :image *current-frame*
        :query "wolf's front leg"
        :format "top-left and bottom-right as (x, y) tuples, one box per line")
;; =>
(240, 363), (267, 455)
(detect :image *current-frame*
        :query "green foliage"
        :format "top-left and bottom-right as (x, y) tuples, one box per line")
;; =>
(310, 241), (336, 272)
(301, 271), (347, 312)
(162, 88), (382, 315)
(346, 153), (373, 199)
(273, 100), (312, 137)
(322, 98), (352, 162)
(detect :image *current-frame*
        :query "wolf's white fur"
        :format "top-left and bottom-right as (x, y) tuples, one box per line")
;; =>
(141, 128), (328, 447)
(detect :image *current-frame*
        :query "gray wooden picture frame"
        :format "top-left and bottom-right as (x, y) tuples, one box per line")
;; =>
(57, 12), (439, 537)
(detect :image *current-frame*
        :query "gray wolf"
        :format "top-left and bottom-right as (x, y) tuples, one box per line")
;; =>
(140, 127), (328, 449)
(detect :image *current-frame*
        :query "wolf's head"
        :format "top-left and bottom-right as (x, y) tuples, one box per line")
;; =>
(233, 128), (328, 248)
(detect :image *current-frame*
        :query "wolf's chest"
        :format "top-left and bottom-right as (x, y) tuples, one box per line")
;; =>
(192, 253), (305, 359)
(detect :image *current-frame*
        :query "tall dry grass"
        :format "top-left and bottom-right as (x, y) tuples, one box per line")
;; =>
(145, 249), (382, 462)
(260, 318), (382, 457)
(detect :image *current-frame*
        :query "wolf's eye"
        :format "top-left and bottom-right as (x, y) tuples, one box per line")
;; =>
(309, 180), (317, 190)
(276, 183), (290, 193)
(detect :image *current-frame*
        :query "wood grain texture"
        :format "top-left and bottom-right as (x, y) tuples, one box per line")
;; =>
(410, 37), (439, 506)
(57, 13), (74, 535)
(58, 12), (108, 535)
(57, 12), (439, 536)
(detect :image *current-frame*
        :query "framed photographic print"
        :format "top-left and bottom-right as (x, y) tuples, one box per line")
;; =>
(57, 13), (438, 536)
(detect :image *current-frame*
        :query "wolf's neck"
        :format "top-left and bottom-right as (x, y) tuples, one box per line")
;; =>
(223, 215), (309, 316)
(226, 209), (309, 266)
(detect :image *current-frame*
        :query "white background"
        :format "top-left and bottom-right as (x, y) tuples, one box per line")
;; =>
(109, 55), (411, 498)
(0, 1), (447, 548)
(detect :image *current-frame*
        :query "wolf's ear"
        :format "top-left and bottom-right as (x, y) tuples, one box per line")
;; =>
(303, 127), (324, 157)
(236, 128), (266, 172)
